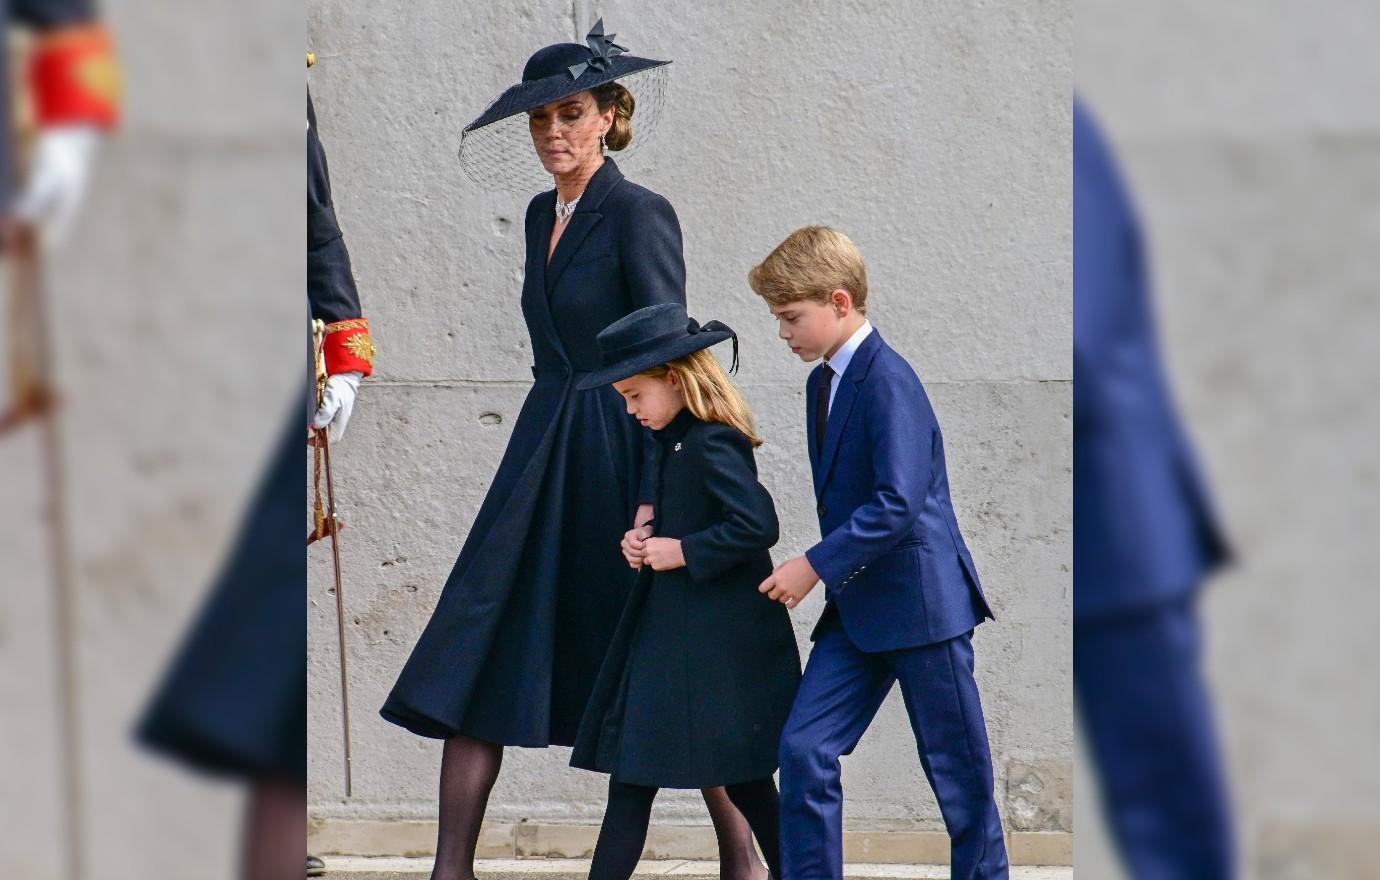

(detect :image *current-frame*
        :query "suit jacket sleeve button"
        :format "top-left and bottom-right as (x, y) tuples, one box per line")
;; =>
(817, 502), (826, 516)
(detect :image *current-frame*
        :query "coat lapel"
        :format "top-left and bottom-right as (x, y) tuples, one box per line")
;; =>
(524, 196), (567, 364)
(815, 330), (884, 499)
(806, 366), (823, 492)
(545, 158), (624, 294)
(815, 380), (859, 498)
(533, 196), (553, 290)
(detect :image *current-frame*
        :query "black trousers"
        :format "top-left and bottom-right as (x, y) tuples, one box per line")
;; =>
(589, 776), (782, 880)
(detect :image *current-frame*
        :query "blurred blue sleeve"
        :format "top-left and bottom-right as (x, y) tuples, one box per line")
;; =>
(1073, 99), (1231, 620)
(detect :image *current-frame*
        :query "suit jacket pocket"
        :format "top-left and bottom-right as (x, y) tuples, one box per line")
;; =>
(843, 541), (923, 597)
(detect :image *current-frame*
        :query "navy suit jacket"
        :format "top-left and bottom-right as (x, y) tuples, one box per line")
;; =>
(1073, 101), (1230, 621)
(803, 329), (993, 652)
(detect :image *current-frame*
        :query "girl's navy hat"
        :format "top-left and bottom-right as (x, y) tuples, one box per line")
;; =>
(578, 303), (739, 390)
(458, 20), (672, 192)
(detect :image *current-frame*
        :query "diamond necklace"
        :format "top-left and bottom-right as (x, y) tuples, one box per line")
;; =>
(555, 194), (581, 223)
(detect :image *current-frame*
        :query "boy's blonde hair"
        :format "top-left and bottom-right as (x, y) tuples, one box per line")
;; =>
(747, 225), (868, 315)
(641, 348), (762, 447)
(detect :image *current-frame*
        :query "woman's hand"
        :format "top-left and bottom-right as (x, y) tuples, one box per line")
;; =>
(621, 526), (653, 569)
(642, 537), (685, 572)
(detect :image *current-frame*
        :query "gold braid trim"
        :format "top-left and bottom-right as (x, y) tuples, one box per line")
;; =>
(324, 318), (369, 334)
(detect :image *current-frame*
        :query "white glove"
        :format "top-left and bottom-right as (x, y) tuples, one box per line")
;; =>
(13, 126), (102, 246)
(311, 371), (363, 442)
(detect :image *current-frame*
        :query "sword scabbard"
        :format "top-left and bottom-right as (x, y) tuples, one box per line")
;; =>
(318, 424), (353, 797)
(310, 317), (351, 795)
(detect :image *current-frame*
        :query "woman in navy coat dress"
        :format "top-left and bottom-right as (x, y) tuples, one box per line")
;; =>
(380, 24), (766, 880)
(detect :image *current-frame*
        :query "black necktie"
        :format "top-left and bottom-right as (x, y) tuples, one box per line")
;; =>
(816, 363), (835, 452)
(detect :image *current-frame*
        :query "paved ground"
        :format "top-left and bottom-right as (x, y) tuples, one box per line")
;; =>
(319, 857), (1074, 879)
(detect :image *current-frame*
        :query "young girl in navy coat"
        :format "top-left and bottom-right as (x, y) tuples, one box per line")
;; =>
(571, 303), (802, 880)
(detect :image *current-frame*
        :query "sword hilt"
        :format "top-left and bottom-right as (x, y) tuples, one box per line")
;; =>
(312, 318), (328, 406)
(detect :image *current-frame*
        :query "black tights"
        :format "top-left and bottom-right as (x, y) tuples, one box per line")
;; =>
(430, 736), (766, 880)
(589, 776), (781, 880)
(431, 735), (504, 880)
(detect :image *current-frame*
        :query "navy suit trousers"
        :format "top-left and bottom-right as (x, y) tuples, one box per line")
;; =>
(778, 612), (1008, 879)
(1076, 594), (1234, 879)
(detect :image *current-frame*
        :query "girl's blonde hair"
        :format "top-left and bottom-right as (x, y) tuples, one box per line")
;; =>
(641, 348), (762, 447)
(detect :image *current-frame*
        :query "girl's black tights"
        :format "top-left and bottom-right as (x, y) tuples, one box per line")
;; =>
(588, 776), (782, 880)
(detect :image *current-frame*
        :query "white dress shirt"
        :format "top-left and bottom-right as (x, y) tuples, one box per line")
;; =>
(823, 320), (873, 414)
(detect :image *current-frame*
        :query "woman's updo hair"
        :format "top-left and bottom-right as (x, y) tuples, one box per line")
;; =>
(590, 81), (635, 151)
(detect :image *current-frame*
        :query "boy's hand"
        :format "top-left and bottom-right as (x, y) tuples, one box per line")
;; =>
(642, 537), (685, 571)
(759, 555), (821, 609)
(621, 526), (653, 569)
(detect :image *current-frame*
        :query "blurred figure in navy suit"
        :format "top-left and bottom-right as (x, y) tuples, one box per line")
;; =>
(1074, 98), (1236, 879)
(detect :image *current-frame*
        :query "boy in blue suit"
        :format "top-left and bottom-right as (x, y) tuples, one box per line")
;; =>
(750, 227), (1008, 879)
(1074, 100), (1234, 879)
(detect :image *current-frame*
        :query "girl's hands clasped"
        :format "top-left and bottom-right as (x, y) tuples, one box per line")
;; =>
(622, 525), (654, 569)
(641, 537), (685, 571)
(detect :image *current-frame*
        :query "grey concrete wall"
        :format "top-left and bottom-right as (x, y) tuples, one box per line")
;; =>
(307, 0), (1071, 842)
(1075, 1), (1380, 877)
(0, 1), (302, 878)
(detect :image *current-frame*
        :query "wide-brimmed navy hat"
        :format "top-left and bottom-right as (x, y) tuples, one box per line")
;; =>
(577, 303), (739, 390)
(464, 20), (669, 132)
(458, 20), (672, 192)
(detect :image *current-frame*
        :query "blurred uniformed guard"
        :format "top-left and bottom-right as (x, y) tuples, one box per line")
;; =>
(137, 51), (373, 880)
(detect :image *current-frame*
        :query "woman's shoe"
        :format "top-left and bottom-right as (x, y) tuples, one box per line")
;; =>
(307, 854), (326, 876)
